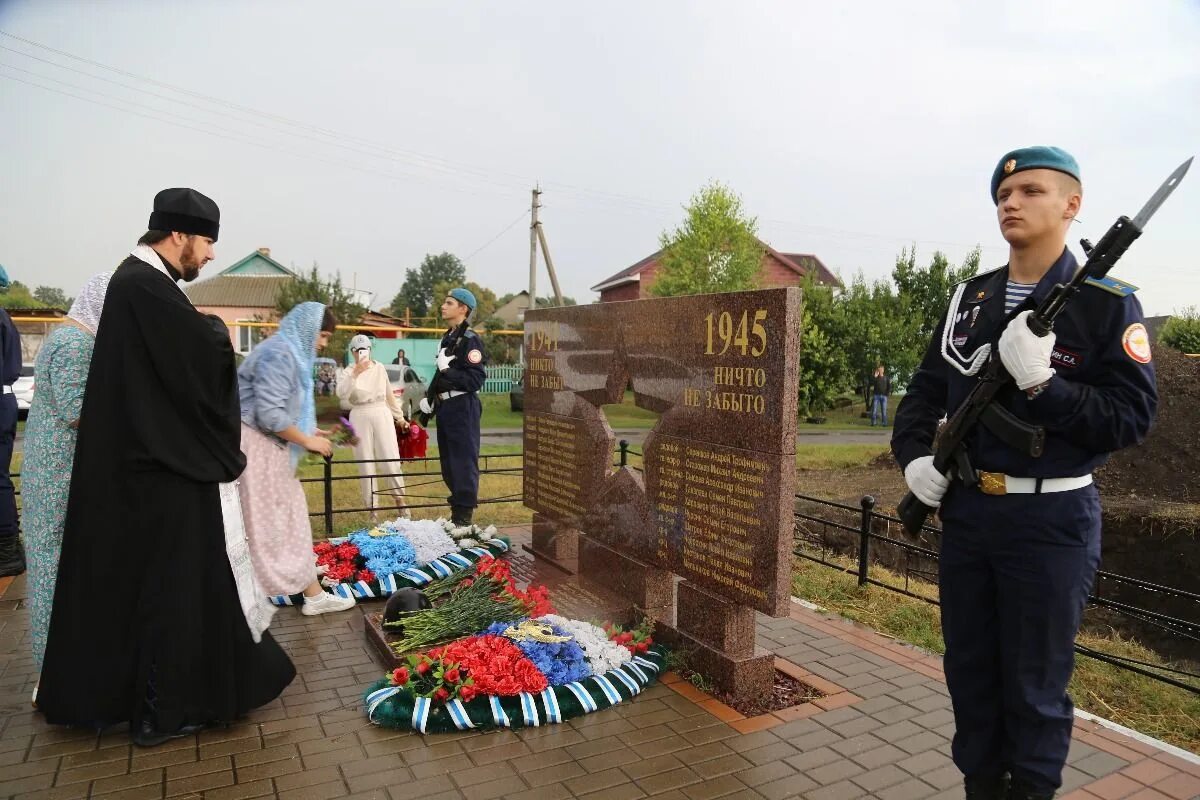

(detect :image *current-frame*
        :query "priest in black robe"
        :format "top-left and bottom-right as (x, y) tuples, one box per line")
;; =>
(38, 188), (295, 746)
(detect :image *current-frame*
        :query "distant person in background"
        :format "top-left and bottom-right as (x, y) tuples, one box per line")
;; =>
(392, 348), (410, 366)
(869, 364), (891, 426)
(0, 266), (23, 578)
(337, 334), (410, 521)
(23, 272), (111, 693)
(237, 301), (355, 616)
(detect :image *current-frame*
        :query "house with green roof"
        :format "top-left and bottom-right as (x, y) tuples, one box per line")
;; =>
(184, 247), (296, 354)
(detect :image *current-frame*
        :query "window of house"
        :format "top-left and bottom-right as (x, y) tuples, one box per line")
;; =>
(236, 320), (264, 354)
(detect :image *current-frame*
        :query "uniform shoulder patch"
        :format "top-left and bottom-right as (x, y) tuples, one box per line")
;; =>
(467, 348), (483, 364)
(1121, 323), (1152, 364)
(463, 329), (480, 339)
(1085, 275), (1139, 297)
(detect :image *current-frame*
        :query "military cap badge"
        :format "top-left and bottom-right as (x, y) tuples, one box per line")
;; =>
(1003, 159), (1017, 174)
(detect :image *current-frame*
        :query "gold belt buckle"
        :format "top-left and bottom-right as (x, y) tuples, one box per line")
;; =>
(979, 471), (1007, 496)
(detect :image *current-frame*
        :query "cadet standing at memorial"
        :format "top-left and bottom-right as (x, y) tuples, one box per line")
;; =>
(891, 147), (1158, 800)
(419, 288), (486, 529)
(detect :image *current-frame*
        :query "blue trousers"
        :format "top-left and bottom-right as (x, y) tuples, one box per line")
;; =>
(938, 483), (1101, 793)
(0, 394), (16, 541)
(434, 393), (481, 509)
(870, 394), (888, 425)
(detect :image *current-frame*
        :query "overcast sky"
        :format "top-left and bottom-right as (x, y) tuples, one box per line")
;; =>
(1, 1), (1197, 317)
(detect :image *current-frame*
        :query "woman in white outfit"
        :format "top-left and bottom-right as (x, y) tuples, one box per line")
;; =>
(337, 335), (410, 520)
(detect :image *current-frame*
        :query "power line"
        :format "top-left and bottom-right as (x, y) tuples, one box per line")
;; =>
(463, 210), (529, 261)
(0, 28), (1007, 257)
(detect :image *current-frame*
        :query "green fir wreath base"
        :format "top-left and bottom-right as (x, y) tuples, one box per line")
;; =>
(363, 645), (668, 734)
(270, 537), (511, 607)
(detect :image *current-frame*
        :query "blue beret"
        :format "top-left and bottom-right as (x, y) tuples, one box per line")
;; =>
(448, 287), (476, 310)
(991, 146), (1080, 204)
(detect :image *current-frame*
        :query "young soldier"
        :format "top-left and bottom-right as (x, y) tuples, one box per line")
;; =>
(892, 147), (1157, 799)
(422, 288), (486, 529)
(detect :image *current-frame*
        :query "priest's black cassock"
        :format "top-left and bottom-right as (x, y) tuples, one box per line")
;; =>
(38, 250), (295, 733)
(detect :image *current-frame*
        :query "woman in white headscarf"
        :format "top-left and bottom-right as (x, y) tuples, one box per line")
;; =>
(23, 272), (112, 697)
(336, 335), (410, 521)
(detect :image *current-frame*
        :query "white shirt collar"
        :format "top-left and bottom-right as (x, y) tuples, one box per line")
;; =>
(129, 244), (193, 305)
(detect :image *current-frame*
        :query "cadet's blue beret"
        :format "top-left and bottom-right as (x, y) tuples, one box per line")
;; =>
(991, 146), (1080, 204)
(448, 287), (477, 310)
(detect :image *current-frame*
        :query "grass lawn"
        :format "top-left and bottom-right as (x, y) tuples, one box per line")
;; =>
(792, 554), (1200, 752)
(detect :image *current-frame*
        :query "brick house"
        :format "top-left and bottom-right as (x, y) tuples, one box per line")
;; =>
(590, 243), (842, 302)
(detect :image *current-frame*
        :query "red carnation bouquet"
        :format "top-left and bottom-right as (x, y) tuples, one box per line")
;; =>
(314, 540), (375, 584)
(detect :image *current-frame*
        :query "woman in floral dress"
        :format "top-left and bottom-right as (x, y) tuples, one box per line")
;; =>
(24, 273), (112, 686)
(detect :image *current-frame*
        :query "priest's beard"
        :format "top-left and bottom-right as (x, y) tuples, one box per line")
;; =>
(179, 239), (204, 282)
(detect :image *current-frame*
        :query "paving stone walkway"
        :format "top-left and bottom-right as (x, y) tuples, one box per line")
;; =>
(1, 528), (1196, 800)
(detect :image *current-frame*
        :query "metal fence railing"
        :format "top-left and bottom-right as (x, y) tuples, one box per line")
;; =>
(793, 492), (1200, 695)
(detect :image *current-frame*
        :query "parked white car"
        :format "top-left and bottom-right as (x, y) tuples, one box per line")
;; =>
(13, 364), (34, 417)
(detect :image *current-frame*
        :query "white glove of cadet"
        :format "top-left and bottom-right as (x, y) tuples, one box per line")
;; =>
(435, 348), (456, 372)
(998, 309), (1056, 390)
(418, 397), (433, 416)
(904, 455), (951, 508)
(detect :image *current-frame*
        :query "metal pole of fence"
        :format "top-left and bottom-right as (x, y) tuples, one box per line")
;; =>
(323, 456), (334, 538)
(858, 495), (876, 586)
(619, 439), (629, 467)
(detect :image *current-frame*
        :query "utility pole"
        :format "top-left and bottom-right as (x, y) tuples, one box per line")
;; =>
(528, 186), (540, 313)
(528, 185), (564, 311)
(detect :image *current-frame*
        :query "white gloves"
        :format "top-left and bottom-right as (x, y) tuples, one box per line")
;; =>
(904, 455), (951, 508)
(435, 348), (456, 372)
(419, 397), (433, 415)
(998, 310), (1055, 390)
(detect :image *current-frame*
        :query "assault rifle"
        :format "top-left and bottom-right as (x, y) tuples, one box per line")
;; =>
(897, 158), (1192, 538)
(414, 319), (470, 427)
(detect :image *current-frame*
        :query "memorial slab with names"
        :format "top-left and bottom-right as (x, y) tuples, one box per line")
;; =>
(522, 287), (801, 700)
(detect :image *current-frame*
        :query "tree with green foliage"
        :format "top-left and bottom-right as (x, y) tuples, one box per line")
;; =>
(0, 281), (47, 309)
(388, 252), (466, 319)
(796, 277), (852, 416)
(832, 272), (913, 407)
(1159, 307), (1200, 354)
(34, 286), (71, 309)
(275, 263), (365, 360)
(651, 182), (763, 297)
(892, 246), (981, 345)
(430, 280), (497, 327)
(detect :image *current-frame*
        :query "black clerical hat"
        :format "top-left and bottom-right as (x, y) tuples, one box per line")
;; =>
(148, 188), (220, 241)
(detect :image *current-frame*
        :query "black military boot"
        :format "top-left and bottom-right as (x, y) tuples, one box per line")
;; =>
(1007, 778), (1054, 800)
(965, 774), (1009, 800)
(450, 506), (473, 527)
(0, 536), (26, 577)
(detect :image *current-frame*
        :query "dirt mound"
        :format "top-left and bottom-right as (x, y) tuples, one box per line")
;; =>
(1095, 347), (1200, 503)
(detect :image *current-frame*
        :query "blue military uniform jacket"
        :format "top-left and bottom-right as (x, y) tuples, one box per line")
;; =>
(439, 328), (487, 393)
(893, 248), (1157, 480)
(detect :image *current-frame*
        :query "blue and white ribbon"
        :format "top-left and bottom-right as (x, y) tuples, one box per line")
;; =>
(540, 688), (562, 724)
(411, 696), (432, 734)
(563, 681), (598, 713)
(611, 666), (641, 696)
(446, 699), (475, 730)
(625, 661), (649, 683)
(518, 692), (541, 727)
(489, 695), (512, 727)
(365, 686), (401, 721)
(632, 655), (660, 674)
(427, 559), (452, 578)
(445, 553), (472, 569)
(592, 675), (622, 705)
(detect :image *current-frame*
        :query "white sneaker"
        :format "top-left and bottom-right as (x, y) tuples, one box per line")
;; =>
(301, 590), (356, 616)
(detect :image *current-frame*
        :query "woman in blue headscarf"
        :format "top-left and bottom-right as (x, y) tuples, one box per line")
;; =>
(237, 302), (355, 617)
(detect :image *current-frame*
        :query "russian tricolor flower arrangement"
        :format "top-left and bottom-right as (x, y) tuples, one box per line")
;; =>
(269, 518), (510, 606)
(363, 555), (667, 733)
